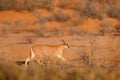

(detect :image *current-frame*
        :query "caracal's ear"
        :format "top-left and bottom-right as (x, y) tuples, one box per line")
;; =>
(60, 39), (70, 48)
(61, 39), (66, 45)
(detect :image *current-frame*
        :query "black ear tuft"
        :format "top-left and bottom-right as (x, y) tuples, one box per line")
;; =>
(60, 40), (70, 48)
(61, 39), (66, 45)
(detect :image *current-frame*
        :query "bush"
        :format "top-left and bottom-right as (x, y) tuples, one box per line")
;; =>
(0, 0), (53, 11)
(83, 0), (103, 20)
(97, 20), (116, 35)
(51, 10), (71, 22)
(57, 0), (73, 9)
(24, 36), (36, 44)
(0, 26), (9, 37)
(37, 0), (53, 10)
(0, 0), (16, 10)
(35, 15), (49, 24)
(33, 26), (47, 37)
(107, 4), (120, 20)
(115, 24), (120, 33)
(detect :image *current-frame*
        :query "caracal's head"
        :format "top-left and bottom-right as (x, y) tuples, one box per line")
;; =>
(63, 44), (70, 49)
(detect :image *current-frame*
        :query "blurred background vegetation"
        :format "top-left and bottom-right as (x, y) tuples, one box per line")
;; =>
(0, 0), (120, 80)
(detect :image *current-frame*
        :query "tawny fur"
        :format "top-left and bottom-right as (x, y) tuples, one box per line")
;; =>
(25, 44), (69, 66)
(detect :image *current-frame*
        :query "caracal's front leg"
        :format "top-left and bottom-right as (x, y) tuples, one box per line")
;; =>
(57, 53), (69, 64)
(25, 57), (30, 66)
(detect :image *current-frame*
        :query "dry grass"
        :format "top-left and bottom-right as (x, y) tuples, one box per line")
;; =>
(57, 0), (73, 9)
(33, 26), (48, 37)
(0, 56), (120, 80)
(23, 36), (36, 44)
(97, 19), (116, 36)
(115, 24), (120, 33)
(0, 27), (8, 37)
(0, 0), (53, 11)
(50, 10), (71, 22)
(0, 0), (120, 79)
(107, 4), (120, 20)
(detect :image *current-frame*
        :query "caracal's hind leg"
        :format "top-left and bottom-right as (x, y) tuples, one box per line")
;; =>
(25, 57), (30, 66)
(25, 55), (35, 66)
(25, 52), (35, 66)
(35, 58), (40, 64)
(25, 48), (36, 66)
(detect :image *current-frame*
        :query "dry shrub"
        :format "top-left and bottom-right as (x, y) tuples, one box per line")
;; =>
(12, 20), (27, 33)
(78, 35), (120, 72)
(49, 27), (64, 36)
(68, 27), (81, 36)
(97, 19), (116, 35)
(70, 0), (104, 20)
(84, 0), (103, 20)
(69, 19), (82, 27)
(57, 0), (73, 9)
(2, 19), (11, 25)
(0, 27), (8, 37)
(68, 12), (86, 27)
(107, 4), (120, 20)
(0, 0), (53, 11)
(71, 0), (86, 10)
(115, 24), (120, 33)
(78, 36), (97, 71)
(33, 25), (92, 37)
(34, 26), (65, 37)
(24, 36), (36, 44)
(36, 0), (53, 11)
(0, 0), (17, 10)
(50, 10), (71, 22)
(0, 19), (25, 34)
(12, 26), (26, 34)
(35, 16), (48, 24)
(33, 26), (48, 37)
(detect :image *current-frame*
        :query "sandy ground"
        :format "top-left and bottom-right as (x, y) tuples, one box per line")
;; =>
(0, 32), (119, 65)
